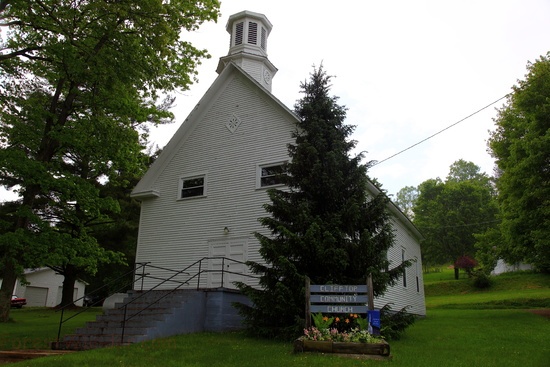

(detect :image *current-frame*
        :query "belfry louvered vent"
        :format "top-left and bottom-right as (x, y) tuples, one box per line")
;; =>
(235, 22), (244, 45)
(260, 27), (267, 50)
(248, 22), (258, 45)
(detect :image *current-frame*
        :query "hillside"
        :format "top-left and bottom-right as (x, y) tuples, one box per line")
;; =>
(423, 268), (550, 309)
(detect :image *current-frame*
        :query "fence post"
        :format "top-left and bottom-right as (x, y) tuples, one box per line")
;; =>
(305, 277), (311, 328)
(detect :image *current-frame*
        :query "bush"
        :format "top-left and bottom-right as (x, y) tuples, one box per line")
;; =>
(380, 303), (416, 340)
(472, 270), (493, 289)
(455, 256), (479, 277)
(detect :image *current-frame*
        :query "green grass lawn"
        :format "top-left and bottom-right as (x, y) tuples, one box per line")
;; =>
(2, 270), (549, 367)
(0, 307), (101, 350)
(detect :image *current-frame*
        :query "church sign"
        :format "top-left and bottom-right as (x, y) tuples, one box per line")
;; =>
(309, 285), (369, 314)
(304, 276), (375, 329)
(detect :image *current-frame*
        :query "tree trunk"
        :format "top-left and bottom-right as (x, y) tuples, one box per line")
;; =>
(0, 260), (18, 322)
(58, 267), (78, 308)
(454, 267), (459, 280)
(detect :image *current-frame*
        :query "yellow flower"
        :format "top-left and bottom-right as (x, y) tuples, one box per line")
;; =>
(335, 317), (340, 322)
(322, 316), (329, 322)
(345, 318), (350, 324)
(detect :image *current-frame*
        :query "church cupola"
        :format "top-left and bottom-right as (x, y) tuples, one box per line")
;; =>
(216, 11), (277, 92)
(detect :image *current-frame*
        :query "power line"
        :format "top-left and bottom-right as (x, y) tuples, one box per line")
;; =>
(372, 94), (510, 167)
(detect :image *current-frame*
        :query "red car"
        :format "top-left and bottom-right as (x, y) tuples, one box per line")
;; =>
(11, 295), (26, 308)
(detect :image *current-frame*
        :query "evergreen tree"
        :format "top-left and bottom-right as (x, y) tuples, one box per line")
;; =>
(236, 66), (409, 339)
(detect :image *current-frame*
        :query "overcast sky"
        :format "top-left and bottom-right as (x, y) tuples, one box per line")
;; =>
(1, 1), (548, 203)
(148, 0), (550, 197)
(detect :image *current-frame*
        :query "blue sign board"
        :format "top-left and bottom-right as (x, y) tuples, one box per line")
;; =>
(368, 310), (381, 335)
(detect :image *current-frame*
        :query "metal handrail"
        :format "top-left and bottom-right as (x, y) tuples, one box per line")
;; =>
(118, 257), (259, 343)
(56, 262), (150, 343)
(55, 257), (260, 346)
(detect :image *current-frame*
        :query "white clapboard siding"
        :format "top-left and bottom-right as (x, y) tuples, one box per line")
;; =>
(374, 217), (426, 316)
(135, 71), (296, 290)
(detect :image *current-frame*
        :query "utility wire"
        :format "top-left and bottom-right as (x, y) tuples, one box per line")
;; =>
(372, 94), (510, 167)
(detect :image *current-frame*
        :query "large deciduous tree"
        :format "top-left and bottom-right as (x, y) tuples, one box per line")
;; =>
(236, 66), (410, 339)
(0, 0), (220, 321)
(413, 161), (498, 279)
(486, 54), (550, 273)
(394, 185), (418, 219)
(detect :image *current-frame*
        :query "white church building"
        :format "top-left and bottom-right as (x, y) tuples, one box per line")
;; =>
(131, 10), (426, 317)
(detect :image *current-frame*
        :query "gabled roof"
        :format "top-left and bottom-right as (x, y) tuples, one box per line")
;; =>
(132, 62), (299, 199)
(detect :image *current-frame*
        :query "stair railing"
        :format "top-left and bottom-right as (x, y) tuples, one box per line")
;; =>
(55, 262), (150, 344)
(118, 257), (260, 344)
(55, 257), (260, 347)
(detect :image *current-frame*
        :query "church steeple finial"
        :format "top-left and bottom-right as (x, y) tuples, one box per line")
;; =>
(216, 11), (277, 92)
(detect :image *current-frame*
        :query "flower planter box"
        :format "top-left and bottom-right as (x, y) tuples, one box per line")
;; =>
(294, 339), (390, 357)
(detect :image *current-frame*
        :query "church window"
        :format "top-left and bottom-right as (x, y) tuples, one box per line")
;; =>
(258, 162), (286, 188)
(180, 174), (206, 199)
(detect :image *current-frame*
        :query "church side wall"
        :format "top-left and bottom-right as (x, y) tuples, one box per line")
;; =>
(374, 218), (426, 316)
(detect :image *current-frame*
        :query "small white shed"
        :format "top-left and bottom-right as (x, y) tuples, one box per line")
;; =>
(8, 268), (86, 307)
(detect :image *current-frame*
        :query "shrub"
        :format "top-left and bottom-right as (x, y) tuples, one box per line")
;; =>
(380, 304), (416, 340)
(455, 256), (479, 277)
(472, 269), (493, 289)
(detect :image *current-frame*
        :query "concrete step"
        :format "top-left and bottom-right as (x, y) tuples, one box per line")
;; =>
(53, 289), (208, 351)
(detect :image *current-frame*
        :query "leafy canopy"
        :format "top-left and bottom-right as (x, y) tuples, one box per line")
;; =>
(0, 0), (220, 319)
(413, 160), (498, 271)
(486, 53), (550, 273)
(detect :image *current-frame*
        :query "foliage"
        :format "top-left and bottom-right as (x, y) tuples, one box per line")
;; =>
(302, 326), (384, 343)
(379, 304), (416, 341)
(393, 185), (418, 219)
(310, 312), (333, 329)
(473, 227), (501, 273)
(236, 66), (409, 339)
(471, 269), (493, 289)
(311, 312), (367, 333)
(81, 155), (156, 298)
(486, 53), (550, 273)
(454, 255), (478, 277)
(412, 161), (498, 275)
(0, 0), (220, 320)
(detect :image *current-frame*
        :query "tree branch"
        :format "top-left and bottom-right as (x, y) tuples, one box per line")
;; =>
(0, 0), (10, 14)
(0, 46), (42, 61)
